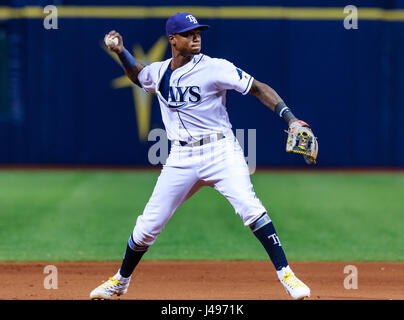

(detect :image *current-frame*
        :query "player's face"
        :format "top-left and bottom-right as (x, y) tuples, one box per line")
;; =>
(174, 29), (202, 55)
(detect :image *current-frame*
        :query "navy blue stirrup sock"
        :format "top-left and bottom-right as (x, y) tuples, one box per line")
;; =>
(119, 236), (149, 278)
(250, 213), (288, 271)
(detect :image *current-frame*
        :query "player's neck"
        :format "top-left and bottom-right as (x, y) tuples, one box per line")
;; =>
(170, 53), (194, 70)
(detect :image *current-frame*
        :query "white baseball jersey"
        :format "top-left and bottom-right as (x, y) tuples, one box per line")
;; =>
(132, 53), (267, 247)
(137, 53), (254, 143)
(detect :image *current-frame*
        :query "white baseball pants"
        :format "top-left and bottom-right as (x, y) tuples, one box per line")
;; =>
(132, 131), (267, 247)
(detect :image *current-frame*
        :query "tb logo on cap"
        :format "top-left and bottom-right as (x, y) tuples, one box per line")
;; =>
(186, 14), (198, 24)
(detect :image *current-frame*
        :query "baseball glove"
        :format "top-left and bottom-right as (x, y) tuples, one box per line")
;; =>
(285, 120), (318, 165)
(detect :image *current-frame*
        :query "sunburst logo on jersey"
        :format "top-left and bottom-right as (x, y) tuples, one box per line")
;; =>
(103, 36), (168, 141)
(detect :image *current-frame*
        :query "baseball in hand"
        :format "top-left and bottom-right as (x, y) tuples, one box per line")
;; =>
(105, 36), (119, 47)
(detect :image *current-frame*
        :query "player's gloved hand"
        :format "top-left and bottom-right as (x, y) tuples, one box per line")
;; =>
(104, 30), (124, 54)
(285, 120), (318, 165)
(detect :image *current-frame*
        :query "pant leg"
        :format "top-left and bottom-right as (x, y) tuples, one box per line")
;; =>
(132, 164), (200, 247)
(199, 136), (266, 226)
(212, 168), (267, 226)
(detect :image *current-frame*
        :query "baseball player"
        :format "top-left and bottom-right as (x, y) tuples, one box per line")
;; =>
(91, 12), (316, 300)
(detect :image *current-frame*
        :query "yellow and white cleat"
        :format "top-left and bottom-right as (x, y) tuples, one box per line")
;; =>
(90, 275), (130, 300)
(278, 266), (311, 300)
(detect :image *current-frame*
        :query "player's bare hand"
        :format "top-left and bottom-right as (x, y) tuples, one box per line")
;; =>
(104, 30), (124, 54)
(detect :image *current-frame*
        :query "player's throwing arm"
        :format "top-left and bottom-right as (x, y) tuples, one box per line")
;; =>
(104, 31), (145, 86)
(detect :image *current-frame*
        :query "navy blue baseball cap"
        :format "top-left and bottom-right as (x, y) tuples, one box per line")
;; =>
(166, 13), (209, 37)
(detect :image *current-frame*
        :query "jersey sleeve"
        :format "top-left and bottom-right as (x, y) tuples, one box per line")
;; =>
(137, 64), (156, 93)
(214, 59), (254, 95)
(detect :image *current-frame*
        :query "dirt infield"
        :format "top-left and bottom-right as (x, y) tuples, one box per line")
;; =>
(1, 261), (403, 300)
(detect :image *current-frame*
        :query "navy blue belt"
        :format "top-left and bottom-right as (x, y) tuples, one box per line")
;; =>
(179, 133), (225, 147)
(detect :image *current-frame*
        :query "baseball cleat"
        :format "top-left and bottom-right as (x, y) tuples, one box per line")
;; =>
(278, 266), (311, 300)
(90, 276), (130, 300)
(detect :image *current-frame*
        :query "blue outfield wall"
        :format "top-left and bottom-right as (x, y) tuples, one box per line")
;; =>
(0, 1), (403, 167)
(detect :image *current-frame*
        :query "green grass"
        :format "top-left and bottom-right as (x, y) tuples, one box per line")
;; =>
(0, 170), (403, 262)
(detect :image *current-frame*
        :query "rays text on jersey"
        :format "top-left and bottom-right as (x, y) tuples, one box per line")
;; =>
(167, 86), (201, 109)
